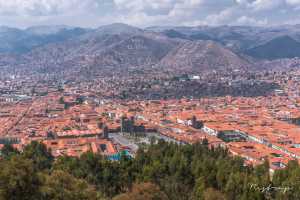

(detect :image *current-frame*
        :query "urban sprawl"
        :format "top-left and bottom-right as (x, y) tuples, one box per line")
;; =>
(1, 68), (300, 173)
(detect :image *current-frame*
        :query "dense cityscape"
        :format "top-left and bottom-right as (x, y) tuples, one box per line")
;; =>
(2, 63), (300, 199)
(1, 66), (300, 169)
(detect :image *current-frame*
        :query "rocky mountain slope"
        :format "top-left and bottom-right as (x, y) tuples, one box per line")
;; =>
(92, 34), (179, 68)
(19, 24), (181, 72)
(245, 36), (300, 60)
(159, 40), (250, 72)
(148, 25), (300, 60)
(0, 25), (89, 54)
(2, 23), (300, 73)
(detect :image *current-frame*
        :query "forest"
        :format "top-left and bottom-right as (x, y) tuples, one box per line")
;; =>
(0, 140), (299, 200)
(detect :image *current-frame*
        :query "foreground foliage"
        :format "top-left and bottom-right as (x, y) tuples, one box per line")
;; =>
(0, 141), (299, 199)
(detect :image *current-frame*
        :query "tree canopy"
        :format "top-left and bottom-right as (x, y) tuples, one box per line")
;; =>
(0, 141), (299, 199)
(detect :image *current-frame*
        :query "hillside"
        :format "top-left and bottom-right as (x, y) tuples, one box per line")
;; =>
(20, 25), (181, 72)
(0, 26), (88, 54)
(159, 40), (250, 72)
(92, 34), (179, 68)
(148, 25), (300, 57)
(3, 24), (300, 73)
(245, 35), (300, 60)
(20, 32), (249, 73)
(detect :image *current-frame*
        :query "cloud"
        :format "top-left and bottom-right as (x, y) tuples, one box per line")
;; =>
(248, 0), (284, 11)
(236, 16), (268, 26)
(0, 0), (299, 27)
(286, 0), (300, 6)
(0, 0), (76, 16)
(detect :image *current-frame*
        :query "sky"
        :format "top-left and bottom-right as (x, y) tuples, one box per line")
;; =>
(0, 0), (300, 28)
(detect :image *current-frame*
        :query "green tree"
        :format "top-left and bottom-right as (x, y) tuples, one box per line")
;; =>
(59, 97), (64, 104)
(193, 176), (206, 200)
(0, 156), (41, 200)
(22, 141), (53, 171)
(203, 188), (227, 200)
(0, 144), (19, 159)
(40, 170), (103, 200)
(202, 138), (209, 146)
(113, 182), (169, 200)
(76, 96), (85, 105)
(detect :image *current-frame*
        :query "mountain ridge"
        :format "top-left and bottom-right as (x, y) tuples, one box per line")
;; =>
(245, 35), (300, 60)
(2, 23), (300, 73)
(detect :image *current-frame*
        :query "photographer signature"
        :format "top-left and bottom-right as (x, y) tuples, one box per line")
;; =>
(249, 183), (292, 194)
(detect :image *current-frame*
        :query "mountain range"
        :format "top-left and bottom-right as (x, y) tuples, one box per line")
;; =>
(1, 23), (300, 73)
